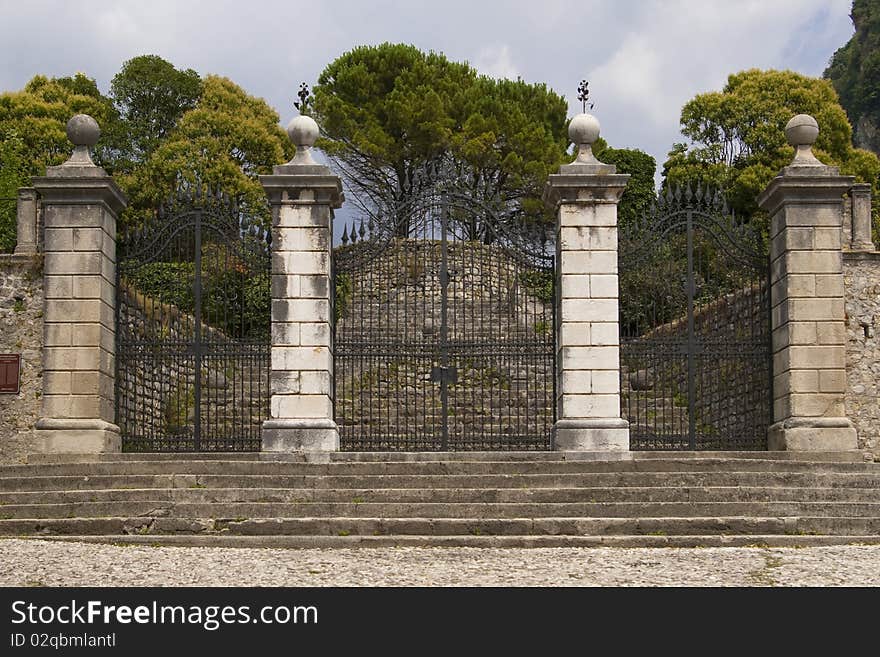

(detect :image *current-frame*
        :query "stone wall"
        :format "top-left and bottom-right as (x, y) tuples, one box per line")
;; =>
(843, 252), (880, 457)
(0, 255), (43, 463)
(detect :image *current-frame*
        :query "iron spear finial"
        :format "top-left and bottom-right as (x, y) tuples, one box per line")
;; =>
(294, 82), (312, 115)
(577, 80), (593, 114)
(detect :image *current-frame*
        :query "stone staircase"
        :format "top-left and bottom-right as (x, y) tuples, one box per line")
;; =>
(1, 452), (879, 548)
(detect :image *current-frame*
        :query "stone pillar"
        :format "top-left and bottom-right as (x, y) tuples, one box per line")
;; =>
(850, 183), (875, 251)
(757, 114), (857, 451)
(14, 187), (39, 255)
(31, 114), (126, 453)
(544, 113), (630, 451)
(260, 114), (343, 452)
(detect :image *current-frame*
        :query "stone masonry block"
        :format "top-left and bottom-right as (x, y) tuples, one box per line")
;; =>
(44, 276), (73, 299)
(72, 227), (104, 251)
(271, 394), (333, 419)
(589, 275), (618, 299)
(788, 345), (846, 370)
(560, 251), (617, 274)
(276, 205), (321, 228)
(815, 274), (844, 297)
(816, 322), (846, 345)
(561, 346), (619, 370)
(42, 371), (72, 395)
(273, 251), (329, 275)
(271, 274), (300, 298)
(590, 370), (620, 394)
(559, 323), (591, 347)
(589, 226), (617, 250)
(787, 298), (844, 322)
(271, 322), (301, 346)
(298, 275), (329, 299)
(44, 228), (74, 251)
(271, 346), (332, 372)
(44, 299), (102, 323)
(789, 392), (846, 418)
(277, 227), (329, 252)
(561, 394), (620, 419)
(814, 227), (842, 250)
(72, 275), (103, 299)
(560, 274), (590, 298)
(44, 324), (72, 348)
(559, 227), (591, 250)
(299, 371), (332, 395)
(590, 322), (619, 346)
(818, 370), (846, 394)
(272, 298), (330, 323)
(300, 322), (331, 347)
(785, 251), (842, 275)
(270, 371), (301, 395)
(558, 204), (617, 228)
(561, 298), (618, 322)
(44, 252), (102, 275)
(561, 370), (591, 395)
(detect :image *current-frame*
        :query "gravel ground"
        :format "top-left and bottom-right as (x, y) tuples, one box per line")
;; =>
(2, 539), (880, 586)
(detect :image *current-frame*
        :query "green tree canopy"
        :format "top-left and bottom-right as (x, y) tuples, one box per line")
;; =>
(312, 43), (569, 238)
(109, 54), (202, 172)
(662, 69), (880, 221)
(0, 73), (119, 250)
(118, 74), (294, 230)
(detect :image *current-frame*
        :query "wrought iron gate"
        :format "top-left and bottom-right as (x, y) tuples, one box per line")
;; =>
(619, 186), (771, 450)
(333, 193), (555, 450)
(115, 187), (271, 451)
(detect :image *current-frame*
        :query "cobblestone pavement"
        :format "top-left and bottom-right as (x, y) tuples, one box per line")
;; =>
(1, 540), (879, 586)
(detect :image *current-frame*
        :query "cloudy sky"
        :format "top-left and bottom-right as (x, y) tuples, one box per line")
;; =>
(0, 0), (856, 186)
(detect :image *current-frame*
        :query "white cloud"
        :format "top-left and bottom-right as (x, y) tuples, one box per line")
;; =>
(474, 45), (520, 80)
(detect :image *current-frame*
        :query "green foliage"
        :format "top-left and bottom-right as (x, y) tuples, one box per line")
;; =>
(594, 138), (657, 230)
(313, 43), (568, 236)
(825, 1), (880, 130)
(109, 54), (202, 171)
(0, 130), (27, 252)
(518, 269), (554, 305)
(118, 75), (293, 232)
(663, 69), (880, 219)
(334, 272), (353, 321)
(163, 385), (195, 434)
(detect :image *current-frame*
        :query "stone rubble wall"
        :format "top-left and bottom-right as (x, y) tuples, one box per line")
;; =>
(0, 255), (43, 463)
(843, 252), (880, 457)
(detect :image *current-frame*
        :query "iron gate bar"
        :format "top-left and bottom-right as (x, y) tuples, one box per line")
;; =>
(619, 185), (771, 451)
(333, 190), (555, 451)
(115, 186), (270, 452)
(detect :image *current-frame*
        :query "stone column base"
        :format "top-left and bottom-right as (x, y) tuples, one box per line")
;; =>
(262, 419), (339, 452)
(33, 419), (121, 454)
(768, 419), (858, 451)
(553, 419), (630, 451)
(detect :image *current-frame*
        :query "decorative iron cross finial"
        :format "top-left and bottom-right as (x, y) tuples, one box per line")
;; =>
(294, 82), (311, 115)
(577, 80), (593, 113)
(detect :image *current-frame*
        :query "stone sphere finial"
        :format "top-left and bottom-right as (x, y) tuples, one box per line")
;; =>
(286, 114), (319, 166)
(63, 114), (100, 166)
(568, 113), (602, 165)
(785, 114), (822, 166)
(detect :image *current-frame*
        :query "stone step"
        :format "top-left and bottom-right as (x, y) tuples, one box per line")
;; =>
(2, 501), (880, 520)
(4, 471), (880, 492)
(2, 458), (877, 477)
(26, 451), (865, 463)
(2, 515), (879, 537)
(2, 485), (876, 505)
(35, 534), (880, 549)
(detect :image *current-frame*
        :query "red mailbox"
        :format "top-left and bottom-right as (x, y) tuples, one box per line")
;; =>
(0, 354), (21, 394)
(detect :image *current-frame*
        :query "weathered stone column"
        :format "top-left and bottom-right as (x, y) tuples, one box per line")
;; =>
(757, 114), (857, 451)
(260, 114), (343, 452)
(14, 187), (39, 255)
(31, 114), (126, 453)
(850, 183), (875, 251)
(544, 113), (630, 451)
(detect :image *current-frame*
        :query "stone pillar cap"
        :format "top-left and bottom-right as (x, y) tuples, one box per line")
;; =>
(559, 112), (616, 175)
(785, 114), (823, 167)
(286, 114), (320, 166)
(46, 114), (107, 177)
